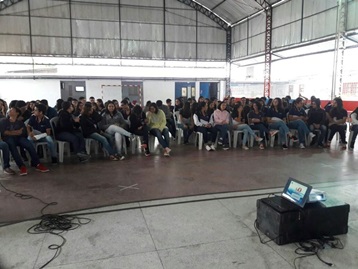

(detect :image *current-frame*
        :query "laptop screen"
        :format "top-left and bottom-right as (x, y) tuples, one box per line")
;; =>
(282, 177), (312, 208)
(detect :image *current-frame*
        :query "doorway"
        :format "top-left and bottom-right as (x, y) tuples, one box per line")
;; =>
(60, 81), (86, 101)
(122, 81), (143, 106)
(200, 82), (219, 99)
(175, 82), (196, 102)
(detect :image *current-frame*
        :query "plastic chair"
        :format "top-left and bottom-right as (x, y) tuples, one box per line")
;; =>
(50, 117), (71, 163)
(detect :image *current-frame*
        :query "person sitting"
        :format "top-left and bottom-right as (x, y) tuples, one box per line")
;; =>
(307, 98), (326, 148)
(99, 101), (131, 158)
(147, 103), (171, 156)
(157, 100), (176, 139)
(0, 107), (49, 175)
(40, 99), (58, 120)
(27, 103), (58, 164)
(179, 101), (194, 144)
(56, 101), (90, 162)
(232, 103), (263, 150)
(349, 106), (358, 150)
(248, 101), (276, 150)
(327, 97), (348, 150)
(287, 97), (315, 149)
(80, 102), (120, 161)
(0, 140), (16, 175)
(193, 102), (217, 151)
(213, 102), (230, 150)
(129, 105), (150, 156)
(266, 98), (298, 150)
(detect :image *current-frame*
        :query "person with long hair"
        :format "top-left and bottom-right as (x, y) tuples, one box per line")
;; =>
(193, 102), (217, 151)
(307, 98), (326, 148)
(129, 105), (150, 156)
(327, 97), (348, 149)
(57, 101), (90, 162)
(266, 97), (298, 150)
(349, 106), (358, 150)
(213, 102), (230, 150)
(179, 101), (194, 144)
(99, 101), (132, 158)
(287, 97), (316, 149)
(147, 103), (171, 156)
(232, 103), (263, 150)
(80, 102), (120, 161)
(248, 101), (276, 149)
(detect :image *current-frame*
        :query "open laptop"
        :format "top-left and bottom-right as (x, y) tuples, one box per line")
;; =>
(262, 178), (312, 212)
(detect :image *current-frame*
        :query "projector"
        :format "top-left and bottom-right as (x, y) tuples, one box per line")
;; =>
(307, 189), (327, 203)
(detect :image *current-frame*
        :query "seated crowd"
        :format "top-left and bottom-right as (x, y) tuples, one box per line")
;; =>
(0, 94), (356, 176)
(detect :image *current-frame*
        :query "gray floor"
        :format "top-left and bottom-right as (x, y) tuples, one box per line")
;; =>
(1, 181), (358, 269)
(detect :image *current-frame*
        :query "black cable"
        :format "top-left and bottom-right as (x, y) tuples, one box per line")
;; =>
(253, 219), (281, 244)
(0, 181), (91, 268)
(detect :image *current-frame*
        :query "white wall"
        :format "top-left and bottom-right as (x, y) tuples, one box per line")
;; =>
(143, 81), (175, 104)
(0, 79), (60, 106)
(0, 79), (178, 107)
(86, 79), (122, 101)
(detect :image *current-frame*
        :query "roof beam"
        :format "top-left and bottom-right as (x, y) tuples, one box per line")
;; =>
(176, 0), (230, 30)
(0, 0), (23, 12)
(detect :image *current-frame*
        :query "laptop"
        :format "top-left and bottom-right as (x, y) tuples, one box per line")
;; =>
(262, 178), (312, 212)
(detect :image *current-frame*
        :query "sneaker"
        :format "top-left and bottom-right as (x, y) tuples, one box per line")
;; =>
(210, 145), (216, 151)
(317, 143), (324, 148)
(299, 143), (306, 149)
(115, 154), (125, 161)
(165, 147), (172, 154)
(259, 144), (265, 150)
(20, 166), (27, 176)
(109, 155), (119, 161)
(141, 144), (147, 149)
(290, 135), (298, 142)
(269, 130), (279, 137)
(223, 144), (230, 150)
(282, 144), (288, 150)
(348, 146), (354, 151)
(77, 152), (89, 158)
(79, 156), (90, 163)
(4, 167), (16, 175)
(341, 145), (347, 150)
(308, 132), (316, 144)
(164, 151), (170, 157)
(144, 150), (151, 157)
(36, 164), (49, 173)
(255, 137), (263, 142)
(205, 144), (211, 151)
(242, 146), (249, 150)
(218, 138), (223, 145)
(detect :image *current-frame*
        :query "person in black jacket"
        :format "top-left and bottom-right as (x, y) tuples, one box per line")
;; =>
(80, 102), (120, 161)
(307, 98), (326, 147)
(56, 101), (90, 162)
(129, 105), (150, 156)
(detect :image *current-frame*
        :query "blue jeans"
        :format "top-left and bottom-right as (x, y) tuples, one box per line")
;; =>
(89, 132), (117, 156)
(350, 125), (358, 148)
(234, 124), (257, 146)
(269, 121), (290, 145)
(4, 136), (40, 168)
(287, 120), (310, 144)
(214, 124), (229, 145)
(309, 124), (327, 145)
(0, 141), (11, 169)
(28, 135), (57, 158)
(250, 123), (269, 140)
(150, 128), (170, 148)
(57, 131), (86, 154)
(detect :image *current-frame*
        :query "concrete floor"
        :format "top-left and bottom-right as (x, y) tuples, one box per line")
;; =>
(0, 181), (358, 269)
(1, 136), (358, 269)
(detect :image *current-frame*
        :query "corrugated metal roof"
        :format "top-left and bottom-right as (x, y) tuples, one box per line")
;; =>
(196, 0), (282, 25)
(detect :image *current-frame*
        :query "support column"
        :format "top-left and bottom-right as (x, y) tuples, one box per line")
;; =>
(226, 27), (232, 97)
(264, 6), (272, 98)
(331, 0), (347, 99)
